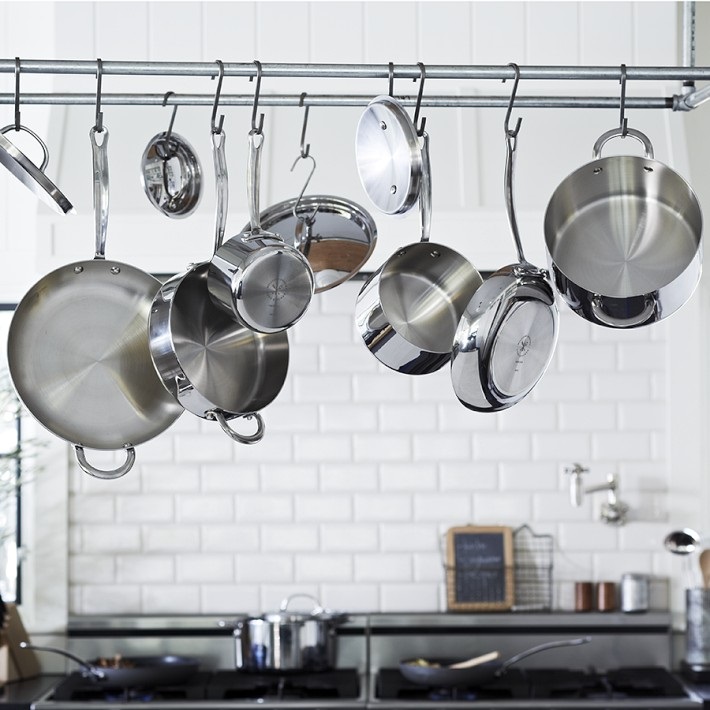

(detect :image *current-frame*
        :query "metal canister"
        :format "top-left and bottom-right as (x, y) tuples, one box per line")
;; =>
(620, 573), (649, 613)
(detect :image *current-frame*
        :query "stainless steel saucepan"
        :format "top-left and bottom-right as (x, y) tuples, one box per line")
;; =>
(207, 126), (315, 334)
(356, 132), (482, 375)
(544, 126), (702, 328)
(148, 129), (288, 443)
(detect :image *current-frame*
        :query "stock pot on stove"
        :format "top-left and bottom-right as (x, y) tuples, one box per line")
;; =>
(225, 594), (348, 672)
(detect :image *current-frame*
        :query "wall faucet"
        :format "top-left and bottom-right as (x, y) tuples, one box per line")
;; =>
(565, 463), (630, 526)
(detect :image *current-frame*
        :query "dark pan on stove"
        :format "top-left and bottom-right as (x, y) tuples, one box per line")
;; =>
(399, 637), (591, 687)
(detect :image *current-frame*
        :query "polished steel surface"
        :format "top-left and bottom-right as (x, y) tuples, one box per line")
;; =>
(208, 129), (314, 333)
(545, 128), (702, 328)
(8, 261), (181, 449)
(355, 96), (421, 215)
(257, 195), (377, 293)
(140, 131), (202, 218)
(356, 132), (481, 374)
(149, 263), (289, 419)
(0, 124), (74, 214)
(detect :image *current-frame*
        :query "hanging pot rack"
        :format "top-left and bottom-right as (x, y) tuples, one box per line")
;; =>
(0, 59), (708, 111)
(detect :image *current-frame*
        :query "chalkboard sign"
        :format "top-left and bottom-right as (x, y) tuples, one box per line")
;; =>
(445, 525), (514, 611)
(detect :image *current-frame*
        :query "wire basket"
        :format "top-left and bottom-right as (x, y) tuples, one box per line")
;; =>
(512, 524), (553, 611)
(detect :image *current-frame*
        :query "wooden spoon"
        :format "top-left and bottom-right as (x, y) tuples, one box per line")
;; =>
(699, 549), (710, 588)
(448, 650), (500, 670)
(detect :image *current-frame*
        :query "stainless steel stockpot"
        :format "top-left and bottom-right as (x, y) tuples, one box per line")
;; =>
(232, 594), (348, 672)
(544, 126), (702, 328)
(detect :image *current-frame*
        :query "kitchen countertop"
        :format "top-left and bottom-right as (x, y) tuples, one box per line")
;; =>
(0, 676), (62, 709)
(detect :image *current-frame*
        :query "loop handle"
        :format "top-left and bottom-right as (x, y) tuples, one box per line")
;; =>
(280, 593), (324, 614)
(592, 127), (655, 160)
(591, 295), (656, 328)
(208, 410), (265, 444)
(0, 124), (50, 172)
(74, 444), (135, 480)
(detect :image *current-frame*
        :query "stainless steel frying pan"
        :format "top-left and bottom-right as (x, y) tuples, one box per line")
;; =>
(7, 126), (182, 479)
(451, 65), (558, 411)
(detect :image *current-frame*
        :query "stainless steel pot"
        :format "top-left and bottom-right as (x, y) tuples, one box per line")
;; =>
(207, 129), (314, 334)
(233, 594), (348, 673)
(544, 126), (702, 328)
(355, 132), (482, 375)
(148, 130), (288, 443)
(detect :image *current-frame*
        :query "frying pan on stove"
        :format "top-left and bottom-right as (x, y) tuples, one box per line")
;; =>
(21, 643), (199, 686)
(399, 637), (591, 687)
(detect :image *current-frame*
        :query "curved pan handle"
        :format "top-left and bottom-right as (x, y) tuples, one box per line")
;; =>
(499, 636), (592, 674)
(20, 642), (106, 681)
(591, 295), (656, 328)
(208, 410), (265, 444)
(74, 445), (136, 480)
(418, 132), (431, 244)
(592, 127), (655, 160)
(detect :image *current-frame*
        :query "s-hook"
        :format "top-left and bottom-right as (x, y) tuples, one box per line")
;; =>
(13, 57), (20, 131)
(413, 62), (427, 137)
(503, 62), (522, 145)
(619, 63), (628, 136)
(94, 58), (104, 133)
(159, 91), (179, 158)
(291, 93), (318, 223)
(250, 60), (265, 135)
(211, 60), (225, 134)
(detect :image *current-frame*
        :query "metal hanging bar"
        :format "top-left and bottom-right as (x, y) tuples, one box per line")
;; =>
(0, 92), (675, 109)
(0, 59), (708, 82)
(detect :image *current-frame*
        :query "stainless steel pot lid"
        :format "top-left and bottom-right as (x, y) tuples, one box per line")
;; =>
(253, 195), (377, 293)
(0, 125), (74, 214)
(355, 96), (421, 215)
(140, 131), (202, 218)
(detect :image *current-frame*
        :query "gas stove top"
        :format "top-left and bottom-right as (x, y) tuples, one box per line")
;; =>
(373, 665), (703, 708)
(30, 666), (704, 710)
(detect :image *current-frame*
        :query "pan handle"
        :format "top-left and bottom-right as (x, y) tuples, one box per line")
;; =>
(0, 124), (50, 172)
(591, 295), (656, 328)
(208, 410), (265, 445)
(500, 636), (592, 673)
(211, 129), (228, 253)
(89, 126), (110, 260)
(74, 445), (136, 479)
(592, 127), (654, 160)
(247, 130), (265, 234)
(19, 642), (106, 681)
(418, 132), (431, 244)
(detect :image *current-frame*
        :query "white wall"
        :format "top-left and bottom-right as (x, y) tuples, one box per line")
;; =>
(0, 1), (706, 629)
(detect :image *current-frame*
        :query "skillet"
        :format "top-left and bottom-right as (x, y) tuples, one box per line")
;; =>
(399, 636), (591, 687)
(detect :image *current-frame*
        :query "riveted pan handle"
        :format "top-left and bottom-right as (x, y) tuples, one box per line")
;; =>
(247, 129), (265, 234)
(208, 410), (265, 444)
(211, 129), (228, 253)
(74, 445), (136, 480)
(592, 127), (655, 160)
(418, 131), (431, 244)
(89, 125), (110, 260)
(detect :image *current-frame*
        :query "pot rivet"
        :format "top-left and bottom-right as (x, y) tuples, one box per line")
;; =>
(110, 266), (121, 275)
(380, 121), (387, 130)
(644, 166), (653, 173)
(390, 185), (397, 194)
(593, 167), (603, 175)
(73, 265), (83, 274)
(430, 250), (440, 258)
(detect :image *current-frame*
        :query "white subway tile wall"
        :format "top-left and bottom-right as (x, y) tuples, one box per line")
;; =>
(68, 285), (673, 615)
